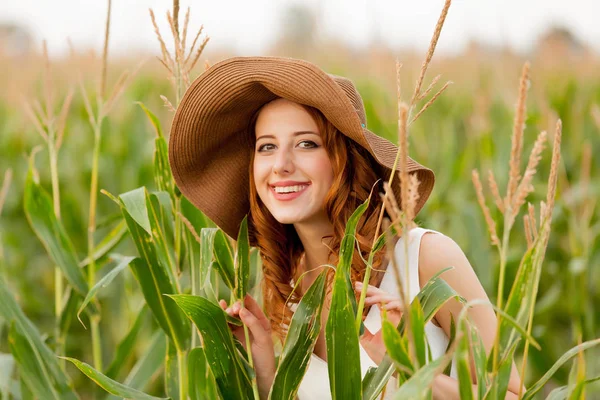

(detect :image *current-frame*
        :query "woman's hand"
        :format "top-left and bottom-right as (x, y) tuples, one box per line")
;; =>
(219, 295), (276, 399)
(354, 282), (404, 365)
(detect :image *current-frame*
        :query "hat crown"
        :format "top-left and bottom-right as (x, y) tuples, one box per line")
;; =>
(330, 75), (367, 127)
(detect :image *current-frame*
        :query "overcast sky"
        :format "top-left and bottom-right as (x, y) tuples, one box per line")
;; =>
(1, 0), (598, 58)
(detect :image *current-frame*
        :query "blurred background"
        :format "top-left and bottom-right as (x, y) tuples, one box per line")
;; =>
(0, 0), (599, 396)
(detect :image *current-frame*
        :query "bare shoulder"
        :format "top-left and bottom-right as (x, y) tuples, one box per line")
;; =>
(417, 230), (489, 304)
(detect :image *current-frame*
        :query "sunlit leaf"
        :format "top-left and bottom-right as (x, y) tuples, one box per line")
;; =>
(326, 198), (370, 400)
(269, 270), (327, 400)
(0, 277), (77, 400)
(168, 294), (253, 400)
(234, 216), (250, 300)
(522, 338), (600, 400)
(77, 255), (136, 321)
(23, 163), (88, 296)
(189, 347), (221, 400)
(62, 356), (168, 400)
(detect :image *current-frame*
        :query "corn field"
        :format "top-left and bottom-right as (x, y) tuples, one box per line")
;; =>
(0, 0), (599, 399)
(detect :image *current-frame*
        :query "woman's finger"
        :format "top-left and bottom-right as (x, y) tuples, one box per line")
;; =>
(243, 295), (271, 332)
(354, 282), (384, 296)
(383, 300), (403, 311)
(239, 308), (271, 348)
(364, 294), (398, 305)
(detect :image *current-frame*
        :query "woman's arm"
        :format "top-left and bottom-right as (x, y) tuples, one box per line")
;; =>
(418, 232), (523, 399)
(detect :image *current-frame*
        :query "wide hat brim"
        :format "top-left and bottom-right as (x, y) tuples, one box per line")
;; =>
(168, 56), (435, 240)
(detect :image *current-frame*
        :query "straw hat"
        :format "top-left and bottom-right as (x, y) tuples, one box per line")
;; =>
(168, 56), (435, 240)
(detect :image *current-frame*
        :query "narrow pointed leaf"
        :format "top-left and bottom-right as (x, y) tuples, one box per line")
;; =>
(235, 216), (250, 300)
(8, 322), (77, 400)
(189, 347), (220, 400)
(0, 277), (77, 400)
(136, 101), (164, 138)
(119, 188), (189, 351)
(62, 357), (168, 400)
(381, 318), (413, 375)
(485, 341), (518, 400)
(199, 229), (218, 291)
(410, 297), (427, 367)
(213, 229), (235, 290)
(455, 321), (475, 400)
(326, 198), (370, 400)
(392, 349), (454, 399)
(164, 340), (179, 400)
(522, 338), (600, 400)
(79, 220), (127, 267)
(269, 270), (328, 400)
(362, 272), (460, 400)
(23, 166), (88, 296)
(78, 255), (136, 319)
(168, 294), (253, 400)
(127, 256), (189, 351)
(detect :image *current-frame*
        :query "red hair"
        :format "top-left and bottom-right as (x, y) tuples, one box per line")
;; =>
(247, 101), (389, 341)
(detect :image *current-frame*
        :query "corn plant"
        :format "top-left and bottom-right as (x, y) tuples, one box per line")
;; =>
(1, 0), (600, 399)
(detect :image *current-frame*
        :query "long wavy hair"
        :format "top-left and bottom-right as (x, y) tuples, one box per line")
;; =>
(247, 100), (390, 341)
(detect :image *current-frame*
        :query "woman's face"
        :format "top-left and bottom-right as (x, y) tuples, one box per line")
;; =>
(253, 98), (334, 226)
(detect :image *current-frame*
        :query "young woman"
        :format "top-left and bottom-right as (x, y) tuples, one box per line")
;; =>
(168, 56), (522, 399)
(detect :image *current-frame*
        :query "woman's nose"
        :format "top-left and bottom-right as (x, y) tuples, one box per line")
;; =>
(272, 148), (295, 175)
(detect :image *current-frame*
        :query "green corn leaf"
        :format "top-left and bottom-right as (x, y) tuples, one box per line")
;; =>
(485, 341), (518, 400)
(77, 255), (136, 322)
(269, 270), (328, 400)
(362, 272), (460, 400)
(168, 294), (253, 400)
(199, 228), (218, 292)
(522, 338), (600, 400)
(442, 315), (456, 377)
(326, 198), (370, 400)
(120, 188), (151, 234)
(79, 220), (127, 267)
(119, 188), (189, 351)
(62, 356), (168, 400)
(469, 319), (488, 399)
(136, 101), (175, 203)
(154, 128), (176, 199)
(381, 317), (413, 375)
(248, 247), (262, 295)
(392, 349), (454, 399)
(234, 216), (250, 300)
(127, 256), (189, 351)
(410, 297), (427, 368)
(213, 229), (235, 291)
(104, 305), (149, 380)
(8, 322), (78, 400)
(136, 101), (163, 138)
(104, 330), (168, 400)
(188, 347), (221, 400)
(164, 339), (179, 400)
(546, 376), (600, 400)
(23, 161), (89, 296)
(455, 320), (475, 400)
(0, 277), (77, 400)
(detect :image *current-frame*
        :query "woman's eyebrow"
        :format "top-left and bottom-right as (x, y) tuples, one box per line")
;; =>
(256, 131), (319, 141)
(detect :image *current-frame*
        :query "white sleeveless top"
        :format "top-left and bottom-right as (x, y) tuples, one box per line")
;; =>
(296, 227), (457, 399)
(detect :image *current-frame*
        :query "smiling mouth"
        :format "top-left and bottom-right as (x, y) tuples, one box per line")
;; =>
(269, 183), (310, 200)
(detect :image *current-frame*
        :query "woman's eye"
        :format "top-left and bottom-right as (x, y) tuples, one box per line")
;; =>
(257, 143), (275, 152)
(298, 140), (318, 149)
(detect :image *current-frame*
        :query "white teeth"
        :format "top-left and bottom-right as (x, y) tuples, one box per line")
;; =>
(274, 185), (307, 194)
